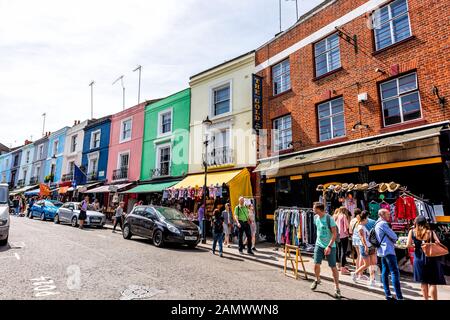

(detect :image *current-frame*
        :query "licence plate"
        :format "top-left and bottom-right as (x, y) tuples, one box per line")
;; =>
(184, 236), (197, 241)
(91, 219), (100, 223)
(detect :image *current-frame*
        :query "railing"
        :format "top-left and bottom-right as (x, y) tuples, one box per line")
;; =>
(87, 171), (98, 182)
(203, 147), (234, 167)
(61, 173), (73, 182)
(151, 166), (170, 179)
(29, 176), (39, 185)
(112, 168), (128, 181)
(17, 179), (25, 187)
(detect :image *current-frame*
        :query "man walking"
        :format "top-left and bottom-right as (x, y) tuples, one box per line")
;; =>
(310, 202), (341, 299)
(113, 201), (125, 232)
(234, 196), (253, 255)
(198, 204), (205, 239)
(375, 208), (403, 300)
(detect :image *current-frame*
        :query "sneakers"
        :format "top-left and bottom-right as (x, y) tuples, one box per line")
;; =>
(351, 272), (357, 283)
(219, 253), (223, 258)
(334, 289), (342, 300)
(248, 251), (255, 255)
(358, 275), (369, 281)
(340, 267), (350, 275)
(310, 280), (321, 290)
(369, 279), (376, 288)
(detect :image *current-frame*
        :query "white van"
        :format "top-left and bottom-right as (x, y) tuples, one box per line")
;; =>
(0, 183), (10, 246)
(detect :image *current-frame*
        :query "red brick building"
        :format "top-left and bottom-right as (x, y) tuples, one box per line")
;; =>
(253, 0), (450, 230)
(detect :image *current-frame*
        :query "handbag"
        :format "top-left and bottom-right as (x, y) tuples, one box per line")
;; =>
(421, 233), (449, 257)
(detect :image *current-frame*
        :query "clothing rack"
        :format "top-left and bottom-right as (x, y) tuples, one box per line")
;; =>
(277, 206), (312, 211)
(399, 188), (429, 203)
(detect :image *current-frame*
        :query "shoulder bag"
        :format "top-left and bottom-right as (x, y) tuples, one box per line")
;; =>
(422, 232), (449, 257)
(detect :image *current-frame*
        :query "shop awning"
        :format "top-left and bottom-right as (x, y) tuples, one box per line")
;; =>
(58, 186), (69, 194)
(255, 125), (445, 173)
(67, 182), (102, 192)
(24, 188), (40, 196)
(122, 181), (179, 194)
(83, 183), (133, 194)
(10, 185), (38, 196)
(172, 169), (253, 212)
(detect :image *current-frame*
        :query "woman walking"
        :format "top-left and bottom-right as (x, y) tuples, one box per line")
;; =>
(407, 216), (446, 300)
(222, 203), (232, 248)
(351, 211), (377, 286)
(334, 207), (350, 275)
(248, 204), (257, 252)
(79, 196), (89, 229)
(349, 209), (363, 274)
(212, 209), (224, 257)
(113, 201), (125, 232)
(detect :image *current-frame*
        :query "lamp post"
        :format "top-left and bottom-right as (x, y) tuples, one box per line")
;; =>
(201, 116), (212, 244)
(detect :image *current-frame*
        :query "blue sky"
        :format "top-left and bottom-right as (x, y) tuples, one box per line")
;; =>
(0, 0), (323, 147)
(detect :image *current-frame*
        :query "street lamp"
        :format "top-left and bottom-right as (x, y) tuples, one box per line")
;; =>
(201, 116), (212, 244)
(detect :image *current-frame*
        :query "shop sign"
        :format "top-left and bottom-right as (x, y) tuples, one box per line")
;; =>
(252, 74), (263, 134)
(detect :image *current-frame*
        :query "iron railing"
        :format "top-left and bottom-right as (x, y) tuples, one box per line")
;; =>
(112, 168), (128, 181)
(203, 147), (234, 167)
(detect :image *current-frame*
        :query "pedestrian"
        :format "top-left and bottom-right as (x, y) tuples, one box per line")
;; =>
(407, 216), (446, 300)
(310, 202), (341, 299)
(222, 203), (232, 248)
(248, 204), (257, 252)
(351, 211), (377, 287)
(27, 196), (35, 217)
(93, 199), (101, 212)
(234, 196), (253, 255)
(375, 208), (403, 300)
(334, 207), (350, 275)
(197, 204), (205, 239)
(13, 196), (20, 216)
(212, 209), (224, 257)
(79, 196), (88, 229)
(113, 201), (125, 232)
(350, 208), (368, 280)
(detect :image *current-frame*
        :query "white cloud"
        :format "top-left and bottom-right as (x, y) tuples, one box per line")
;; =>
(0, 0), (322, 147)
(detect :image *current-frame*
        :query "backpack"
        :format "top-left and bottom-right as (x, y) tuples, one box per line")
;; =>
(326, 214), (340, 243)
(368, 221), (386, 248)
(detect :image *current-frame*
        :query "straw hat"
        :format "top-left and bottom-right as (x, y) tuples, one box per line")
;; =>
(387, 182), (401, 192)
(354, 184), (363, 191)
(368, 181), (378, 190)
(378, 183), (388, 193)
(341, 183), (349, 191)
(347, 183), (355, 191)
(316, 184), (324, 192)
(334, 185), (342, 193)
(361, 183), (369, 190)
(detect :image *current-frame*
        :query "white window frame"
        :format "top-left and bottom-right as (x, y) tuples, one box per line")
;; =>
(372, 0), (412, 51)
(314, 33), (341, 77)
(26, 150), (31, 164)
(119, 117), (133, 143)
(68, 161), (75, 175)
(87, 152), (100, 174)
(38, 145), (44, 160)
(380, 72), (422, 127)
(70, 135), (78, 153)
(209, 80), (233, 119)
(155, 143), (171, 176)
(317, 97), (346, 142)
(52, 140), (59, 156)
(272, 59), (291, 96)
(272, 115), (292, 152)
(22, 169), (27, 181)
(117, 150), (130, 170)
(157, 108), (173, 137)
(90, 129), (101, 149)
(35, 165), (41, 178)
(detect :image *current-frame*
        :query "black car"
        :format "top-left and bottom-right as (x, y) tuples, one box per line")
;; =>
(123, 206), (200, 248)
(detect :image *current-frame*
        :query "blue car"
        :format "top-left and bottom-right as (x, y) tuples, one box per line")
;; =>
(29, 200), (63, 221)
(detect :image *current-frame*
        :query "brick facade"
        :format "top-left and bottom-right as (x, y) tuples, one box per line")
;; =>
(255, 0), (449, 156)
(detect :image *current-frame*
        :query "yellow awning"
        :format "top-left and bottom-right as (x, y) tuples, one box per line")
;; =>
(172, 168), (253, 214)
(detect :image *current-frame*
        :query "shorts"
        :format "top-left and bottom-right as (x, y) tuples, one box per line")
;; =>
(313, 245), (337, 268)
(223, 224), (229, 236)
(359, 245), (376, 258)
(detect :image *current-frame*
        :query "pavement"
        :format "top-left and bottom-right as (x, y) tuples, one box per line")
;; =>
(0, 216), (382, 300)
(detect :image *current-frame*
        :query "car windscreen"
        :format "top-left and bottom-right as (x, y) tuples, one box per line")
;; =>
(0, 188), (7, 204)
(46, 201), (63, 207)
(155, 207), (187, 221)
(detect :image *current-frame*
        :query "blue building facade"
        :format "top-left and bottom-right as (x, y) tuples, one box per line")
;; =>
(81, 116), (111, 183)
(9, 147), (23, 188)
(44, 127), (69, 183)
(0, 153), (12, 185)
(31, 135), (49, 185)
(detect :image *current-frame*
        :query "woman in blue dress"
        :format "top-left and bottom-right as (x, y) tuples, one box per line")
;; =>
(407, 216), (446, 300)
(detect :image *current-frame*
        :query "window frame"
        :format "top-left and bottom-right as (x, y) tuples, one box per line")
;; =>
(272, 59), (291, 96)
(119, 117), (133, 143)
(157, 108), (173, 137)
(372, 0), (412, 51)
(87, 151), (100, 174)
(317, 97), (346, 142)
(155, 143), (171, 177)
(379, 72), (422, 127)
(70, 135), (78, 153)
(210, 80), (232, 119)
(38, 145), (44, 160)
(117, 150), (130, 170)
(272, 114), (293, 152)
(314, 32), (341, 78)
(52, 140), (59, 157)
(90, 129), (101, 149)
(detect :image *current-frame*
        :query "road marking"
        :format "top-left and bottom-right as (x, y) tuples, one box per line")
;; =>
(14, 253), (20, 260)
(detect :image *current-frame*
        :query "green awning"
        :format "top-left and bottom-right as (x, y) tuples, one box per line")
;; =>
(121, 181), (179, 194)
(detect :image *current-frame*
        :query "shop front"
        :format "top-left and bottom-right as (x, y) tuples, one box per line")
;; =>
(256, 122), (450, 244)
(120, 180), (181, 207)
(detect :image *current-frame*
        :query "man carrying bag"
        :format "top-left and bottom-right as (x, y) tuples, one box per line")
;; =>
(234, 196), (254, 255)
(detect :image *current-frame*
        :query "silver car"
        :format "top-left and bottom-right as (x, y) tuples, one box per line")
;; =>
(0, 184), (10, 246)
(55, 202), (106, 228)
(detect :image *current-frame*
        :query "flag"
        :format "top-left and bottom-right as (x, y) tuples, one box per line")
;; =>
(74, 165), (87, 186)
(39, 183), (51, 196)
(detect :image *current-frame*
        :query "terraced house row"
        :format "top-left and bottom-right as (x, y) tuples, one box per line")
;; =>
(1, 0), (449, 232)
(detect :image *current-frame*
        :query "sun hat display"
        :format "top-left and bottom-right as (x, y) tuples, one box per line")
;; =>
(334, 185), (342, 193)
(341, 183), (349, 191)
(368, 181), (378, 190)
(316, 184), (324, 192)
(387, 182), (401, 192)
(347, 183), (355, 191)
(378, 183), (388, 193)
(361, 183), (369, 190)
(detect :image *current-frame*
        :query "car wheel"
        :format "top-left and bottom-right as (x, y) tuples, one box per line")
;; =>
(54, 214), (60, 224)
(41, 213), (46, 221)
(123, 224), (132, 240)
(71, 217), (78, 227)
(0, 237), (7, 246)
(153, 230), (164, 248)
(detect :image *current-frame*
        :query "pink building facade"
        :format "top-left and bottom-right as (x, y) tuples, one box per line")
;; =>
(107, 102), (147, 184)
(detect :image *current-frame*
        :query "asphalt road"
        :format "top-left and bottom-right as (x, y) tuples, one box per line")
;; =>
(0, 216), (381, 300)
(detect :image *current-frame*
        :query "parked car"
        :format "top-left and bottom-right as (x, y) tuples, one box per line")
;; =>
(55, 202), (106, 228)
(0, 184), (10, 246)
(29, 200), (63, 221)
(123, 206), (201, 248)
